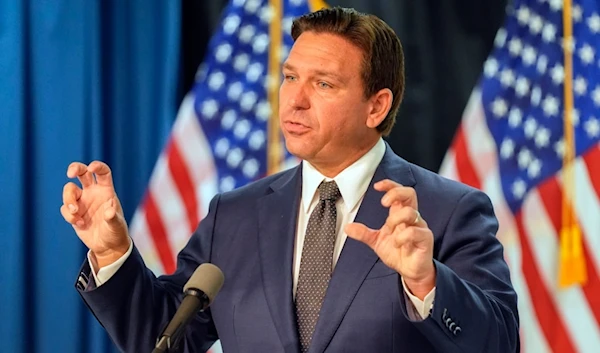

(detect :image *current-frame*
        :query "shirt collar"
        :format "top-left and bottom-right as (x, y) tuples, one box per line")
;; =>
(301, 138), (386, 213)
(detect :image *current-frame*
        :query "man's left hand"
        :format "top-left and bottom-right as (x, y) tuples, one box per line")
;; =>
(345, 179), (435, 299)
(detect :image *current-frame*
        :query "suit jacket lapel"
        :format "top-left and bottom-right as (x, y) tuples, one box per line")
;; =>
(257, 166), (302, 353)
(308, 145), (416, 353)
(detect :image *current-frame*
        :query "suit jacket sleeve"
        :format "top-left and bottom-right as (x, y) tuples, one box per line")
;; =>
(75, 194), (223, 353)
(398, 189), (519, 353)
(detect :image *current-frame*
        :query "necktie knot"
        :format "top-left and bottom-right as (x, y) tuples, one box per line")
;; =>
(318, 181), (341, 202)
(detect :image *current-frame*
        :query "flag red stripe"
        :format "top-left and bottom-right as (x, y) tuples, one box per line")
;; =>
(453, 128), (482, 190)
(166, 140), (200, 233)
(583, 146), (600, 202)
(581, 147), (600, 324)
(514, 210), (577, 353)
(539, 174), (600, 327)
(144, 193), (176, 274)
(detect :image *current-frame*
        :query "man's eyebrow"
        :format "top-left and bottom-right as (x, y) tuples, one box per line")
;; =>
(282, 62), (296, 71)
(282, 63), (345, 83)
(312, 69), (344, 82)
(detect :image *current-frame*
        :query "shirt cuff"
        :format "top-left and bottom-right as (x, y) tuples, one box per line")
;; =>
(86, 237), (133, 287)
(401, 277), (436, 320)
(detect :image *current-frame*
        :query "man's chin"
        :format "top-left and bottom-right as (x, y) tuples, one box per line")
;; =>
(284, 140), (311, 161)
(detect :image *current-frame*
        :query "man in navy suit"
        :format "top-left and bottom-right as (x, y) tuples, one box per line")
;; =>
(61, 7), (519, 353)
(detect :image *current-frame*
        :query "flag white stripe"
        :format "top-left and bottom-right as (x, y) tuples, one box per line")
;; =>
(172, 93), (219, 222)
(508, 241), (551, 353)
(149, 155), (192, 257)
(522, 190), (600, 353)
(455, 98), (559, 353)
(463, 99), (519, 250)
(571, 157), (600, 275)
(440, 141), (550, 352)
(129, 209), (164, 275)
(461, 90), (501, 181)
(438, 150), (458, 181)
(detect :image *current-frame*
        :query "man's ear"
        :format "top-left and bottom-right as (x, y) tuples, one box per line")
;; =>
(366, 88), (392, 129)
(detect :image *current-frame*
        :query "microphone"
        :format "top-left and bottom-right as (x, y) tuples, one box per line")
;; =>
(152, 263), (225, 353)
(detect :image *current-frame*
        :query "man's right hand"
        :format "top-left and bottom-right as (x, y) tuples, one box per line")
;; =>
(60, 161), (130, 272)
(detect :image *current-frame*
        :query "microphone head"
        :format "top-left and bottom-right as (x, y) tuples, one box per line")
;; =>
(184, 263), (224, 305)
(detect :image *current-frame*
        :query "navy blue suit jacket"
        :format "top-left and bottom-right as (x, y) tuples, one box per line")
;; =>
(76, 145), (519, 352)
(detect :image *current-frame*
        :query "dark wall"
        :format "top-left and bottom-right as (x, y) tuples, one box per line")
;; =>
(179, 0), (508, 172)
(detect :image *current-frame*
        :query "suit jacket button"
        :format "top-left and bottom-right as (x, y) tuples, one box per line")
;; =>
(444, 315), (452, 327)
(453, 326), (462, 336)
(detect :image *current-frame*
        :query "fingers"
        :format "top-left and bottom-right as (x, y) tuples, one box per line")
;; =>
(413, 210), (426, 227)
(63, 182), (82, 212)
(67, 161), (114, 189)
(60, 204), (85, 228)
(376, 180), (417, 209)
(345, 223), (379, 248)
(393, 226), (431, 249)
(103, 197), (128, 235)
(346, 218), (431, 254)
(67, 162), (95, 188)
(67, 162), (88, 179)
(103, 198), (120, 225)
(384, 205), (420, 231)
(61, 196), (123, 230)
(62, 182), (85, 227)
(374, 179), (401, 192)
(87, 161), (114, 187)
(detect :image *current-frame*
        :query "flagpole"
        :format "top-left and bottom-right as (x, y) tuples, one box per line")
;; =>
(558, 0), (587, 288)
(308, 0), (329, 11)
(267, 0), (283, 176)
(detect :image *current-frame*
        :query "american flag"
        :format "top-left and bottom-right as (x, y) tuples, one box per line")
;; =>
(439, 0), (600, 352)
(128, 0), (324, 350)
(129, 0), (323, 276)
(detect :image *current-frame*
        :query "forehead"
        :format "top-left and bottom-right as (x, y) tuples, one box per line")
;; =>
(285, 32), (363, 76)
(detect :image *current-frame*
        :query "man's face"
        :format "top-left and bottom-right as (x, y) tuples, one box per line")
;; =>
(279, 31), (377, 174)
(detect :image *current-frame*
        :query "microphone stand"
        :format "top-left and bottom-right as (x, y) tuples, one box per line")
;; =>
(152, 325), (187, 353)
(152, 289), (208, 353)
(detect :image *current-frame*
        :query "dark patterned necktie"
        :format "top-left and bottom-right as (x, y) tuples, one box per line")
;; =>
(295, 180), (342, 353)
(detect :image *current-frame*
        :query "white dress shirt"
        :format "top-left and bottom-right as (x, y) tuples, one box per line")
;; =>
(89, 138), (435, 319)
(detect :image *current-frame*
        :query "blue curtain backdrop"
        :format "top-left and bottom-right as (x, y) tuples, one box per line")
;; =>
(0, 1), (181, 352)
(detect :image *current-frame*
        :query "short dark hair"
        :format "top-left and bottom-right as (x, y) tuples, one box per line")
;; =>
(291, 7), (405, 136)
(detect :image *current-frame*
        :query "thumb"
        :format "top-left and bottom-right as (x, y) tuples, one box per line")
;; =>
(103, 197), (124, 229)
(345, 223), (379, 248)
